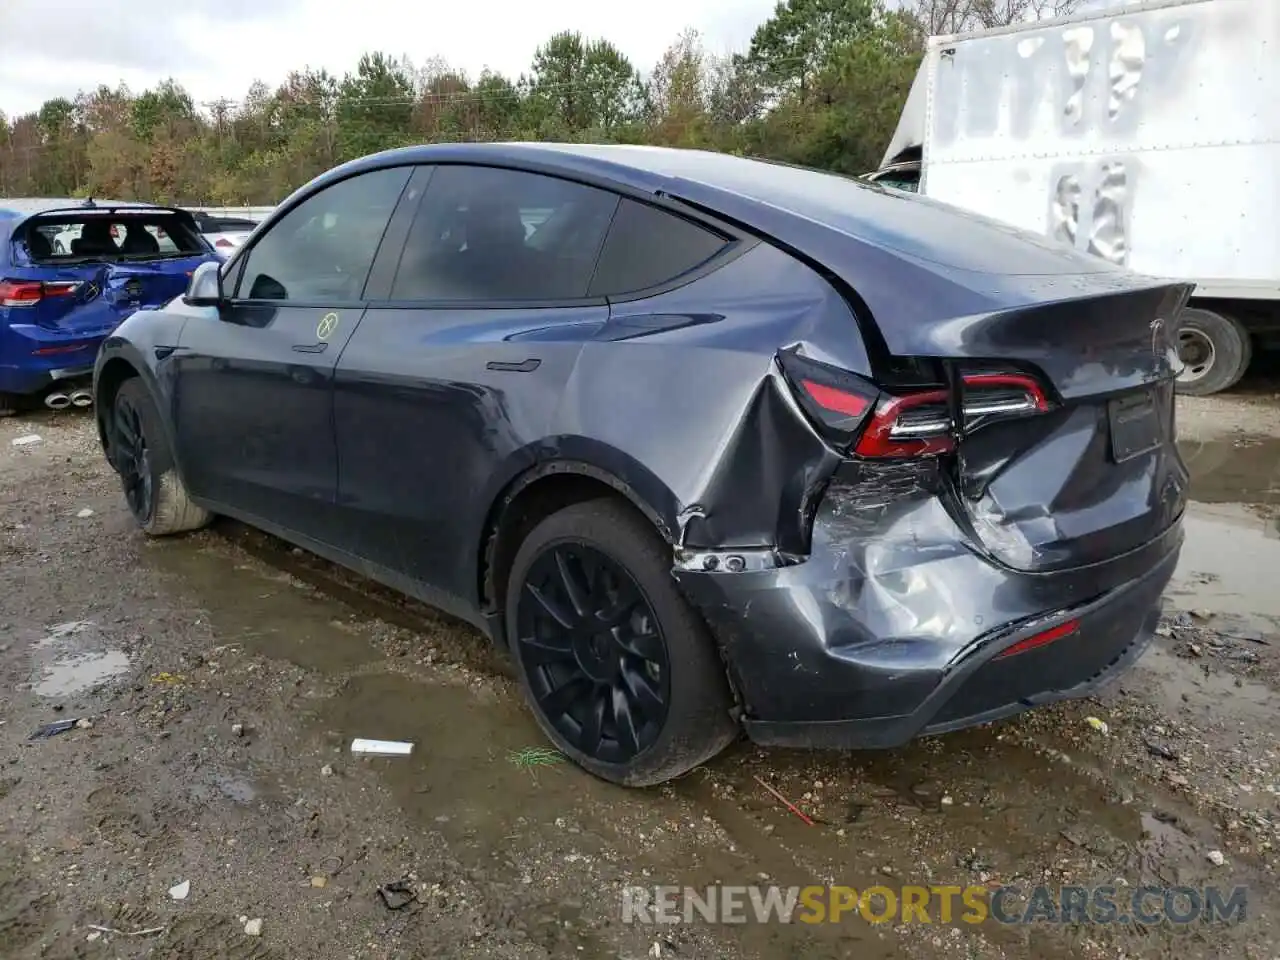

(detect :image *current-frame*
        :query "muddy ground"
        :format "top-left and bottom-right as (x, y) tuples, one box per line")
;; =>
(1, 366), (1279, 960)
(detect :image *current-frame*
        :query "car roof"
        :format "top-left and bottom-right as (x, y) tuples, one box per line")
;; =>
(315, 142), (862, 209)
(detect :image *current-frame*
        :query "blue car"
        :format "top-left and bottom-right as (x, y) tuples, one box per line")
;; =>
(0, 198), (218, 414)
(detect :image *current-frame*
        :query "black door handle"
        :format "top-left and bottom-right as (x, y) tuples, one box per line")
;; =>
(486, 358), (540, 372)
(292, 342), (328, 354)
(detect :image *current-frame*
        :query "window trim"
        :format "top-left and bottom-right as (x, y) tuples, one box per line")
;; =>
(222, 164), (417, 306)
(363, 160), (755, 310)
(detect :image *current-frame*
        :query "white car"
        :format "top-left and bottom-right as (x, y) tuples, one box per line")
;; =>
(48, 222), (180, 255)
(188, 211), (258, 254)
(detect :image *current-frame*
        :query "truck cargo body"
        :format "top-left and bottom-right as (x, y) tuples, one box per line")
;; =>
(870, 0), (1280, 394)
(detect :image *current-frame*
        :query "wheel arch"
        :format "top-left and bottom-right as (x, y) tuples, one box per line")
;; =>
(477, 447), (683, 647)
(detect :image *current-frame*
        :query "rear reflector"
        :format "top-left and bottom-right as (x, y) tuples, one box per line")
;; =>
(0, 279), (79, 307)
(33, 342), (94, 356)
(993, 619), (1080, 660)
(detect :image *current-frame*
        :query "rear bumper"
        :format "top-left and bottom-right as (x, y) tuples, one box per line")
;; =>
(0, 322), (104, 395)
(674, 497), (1182, 750)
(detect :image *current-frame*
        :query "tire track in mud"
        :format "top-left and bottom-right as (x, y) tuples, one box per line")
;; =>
(0, 869), (56, 958)
(204, 499), (1280, 960)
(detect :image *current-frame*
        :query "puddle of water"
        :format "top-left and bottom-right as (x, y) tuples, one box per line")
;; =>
(217, 776), (256, 804)
(1136, 644), (1274, 723)
(1170, 504), (1280, 627)
(32, 649), (132, 698)
(321, 672), (885, 959)
(1179, 433), (1280, 513)
(28, 620), (133, 698)
(146, 542), (380, 672)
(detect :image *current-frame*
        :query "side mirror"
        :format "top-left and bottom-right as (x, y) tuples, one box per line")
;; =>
(185, 261), (223, 307)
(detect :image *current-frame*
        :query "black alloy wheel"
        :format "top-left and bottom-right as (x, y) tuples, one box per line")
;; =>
(107, 378), (210, 537)
(113, 390), (154, 524)
(515, 542), (671, 764)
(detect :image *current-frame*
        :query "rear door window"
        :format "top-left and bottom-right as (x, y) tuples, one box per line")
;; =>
(389, 165), (619, 303)
(235, 167), (411, 302)
(587, 199), (729, 297)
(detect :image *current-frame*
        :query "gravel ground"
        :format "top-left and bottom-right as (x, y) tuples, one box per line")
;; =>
(2, 369), (1279, 960)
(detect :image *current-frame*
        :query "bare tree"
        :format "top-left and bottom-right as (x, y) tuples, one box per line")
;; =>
(910, 0), (1083, 35)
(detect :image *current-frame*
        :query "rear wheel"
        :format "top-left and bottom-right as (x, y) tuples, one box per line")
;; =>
(111, 379), (211, 536)
(1175, 308), (1252, 396)
(506, 499), (738, 786)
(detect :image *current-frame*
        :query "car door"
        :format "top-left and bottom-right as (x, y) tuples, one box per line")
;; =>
(330, 163), (622, 613)
(170, 165), (415, 544)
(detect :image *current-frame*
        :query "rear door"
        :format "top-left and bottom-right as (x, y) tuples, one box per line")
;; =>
(331, 163), (620, 606)
(170, 167), (415, 544)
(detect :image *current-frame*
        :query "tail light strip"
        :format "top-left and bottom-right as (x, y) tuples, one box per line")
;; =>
(0, 279), (81, 308)
(780, 351), (1053, 459)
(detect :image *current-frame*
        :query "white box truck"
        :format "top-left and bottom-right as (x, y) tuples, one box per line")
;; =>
(868, 0), (1280, 395)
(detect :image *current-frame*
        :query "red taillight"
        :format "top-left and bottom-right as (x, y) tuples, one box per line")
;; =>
(0, 279), (43, 307)
(1, 279), (78, 308)
(854, 389), (955, 457)
(800, 379), (871, 418)
(993, 618), (1080, 660)
(780, 351), (1052, 459)
(778, 352), (880, 444)
(960, 373), (1049, 416)
(215, 238), (234, 249)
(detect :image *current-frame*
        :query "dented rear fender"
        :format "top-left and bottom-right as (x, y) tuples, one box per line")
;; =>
(552, 243), (864, 556)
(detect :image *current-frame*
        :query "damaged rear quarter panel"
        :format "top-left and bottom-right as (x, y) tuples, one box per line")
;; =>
(549, 242), (867, 553)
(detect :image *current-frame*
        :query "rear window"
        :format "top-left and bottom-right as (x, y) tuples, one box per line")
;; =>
(21, 213), (206, 262)
(587, 199), (728, 297)
(199, 217), (257, 234)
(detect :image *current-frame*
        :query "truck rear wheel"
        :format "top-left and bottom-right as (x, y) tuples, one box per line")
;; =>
(1174, 308), (1252, 397)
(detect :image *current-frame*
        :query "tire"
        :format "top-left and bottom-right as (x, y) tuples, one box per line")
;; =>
(111, 378), (211, 536)
(1174, 307), (1252, 396)
(506, 498), (738, 787)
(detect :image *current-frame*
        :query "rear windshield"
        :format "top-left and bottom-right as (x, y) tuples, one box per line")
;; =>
(20, 213), (206, 263)
(199, 217), (258, 233)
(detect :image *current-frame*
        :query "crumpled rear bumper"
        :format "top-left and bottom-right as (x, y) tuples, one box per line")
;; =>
(673, 489), (1182, 750)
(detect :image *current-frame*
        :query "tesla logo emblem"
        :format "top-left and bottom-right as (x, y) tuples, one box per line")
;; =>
(316, 312), (340, 341)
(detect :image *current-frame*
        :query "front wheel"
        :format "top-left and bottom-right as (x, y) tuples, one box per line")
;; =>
(506, 499), (738, 786)
(110, 379), (211, 536)
(1174, 308), (1252, 396)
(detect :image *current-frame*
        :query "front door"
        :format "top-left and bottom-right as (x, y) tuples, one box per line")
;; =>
(170, 166), (414, 544)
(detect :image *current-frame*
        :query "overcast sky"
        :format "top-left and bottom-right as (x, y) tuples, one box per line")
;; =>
(0, 0), (780, 117)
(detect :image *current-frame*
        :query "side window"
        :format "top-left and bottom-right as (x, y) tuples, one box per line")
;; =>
(588, 199), (729, 297)
(236, 167), (411, 302)
(390, 165), (618, 303)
